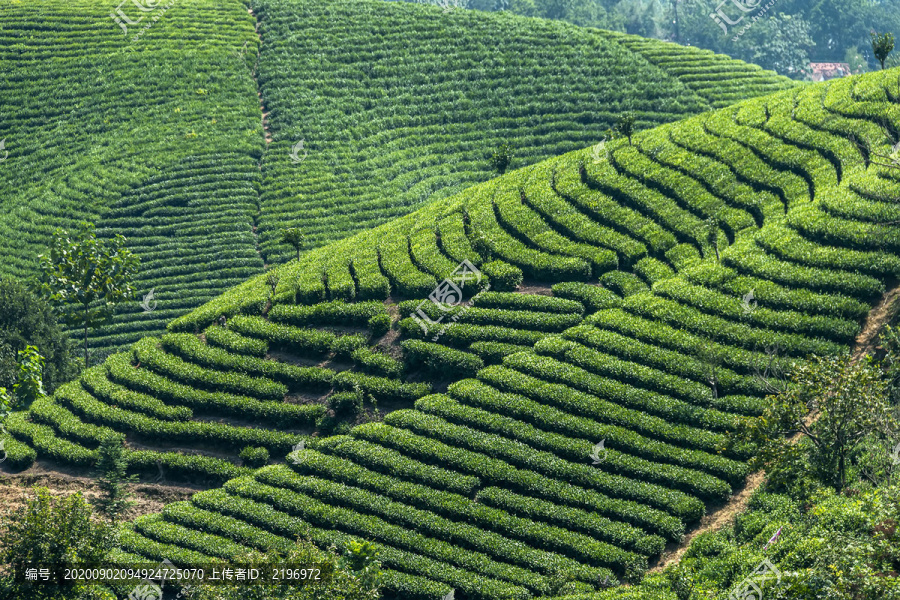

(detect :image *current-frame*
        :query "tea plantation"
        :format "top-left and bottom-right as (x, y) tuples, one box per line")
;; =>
(0, 0), (798, 362)
(3, 57), (898, 598)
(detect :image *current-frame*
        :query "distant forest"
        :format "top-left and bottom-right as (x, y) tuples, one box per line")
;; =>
(396, 0), (900, 78)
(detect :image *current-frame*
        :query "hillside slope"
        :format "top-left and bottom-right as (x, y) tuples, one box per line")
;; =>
(1, 0), (799, 361)
(4, 66), (899, 599)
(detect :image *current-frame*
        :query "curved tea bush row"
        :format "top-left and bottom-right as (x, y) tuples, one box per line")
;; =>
(487, 359), (737, 454)
(256, 465), (619, 582)
(203, 325), (269, 358)
(551, 282), (623, 313)
(106, 352), (322, 426)
(414, 394), (731, 501)
(471, 291), (584, 315)
(268, 301), (386, 327)
(311, 435), (481, 497)
(351, 422), (686, 541)
(447, 378), (747, 484)
(160, 333), (333, 390)
(532, 336), (764, 417)
(134, 338), (287, 400)
(545, 329), (769, 409)
(81, 365), (194, 422)
(401, 340), (484, 379)
(288, 450), (658, 564)
(224, 476), (552, 597)
(384, 409), (705, 522)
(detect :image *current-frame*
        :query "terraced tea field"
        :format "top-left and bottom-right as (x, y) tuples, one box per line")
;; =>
(0, 0), (798, 362)
(4, 59), (898, 598)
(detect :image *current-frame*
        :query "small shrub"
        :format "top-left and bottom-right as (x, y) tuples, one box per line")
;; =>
(331, 335), (367, 360)
(239, 446), (270, 468)
(328, 390), (364, 418)
(482, 260), (523, 291)
(368, 313), (392, 339)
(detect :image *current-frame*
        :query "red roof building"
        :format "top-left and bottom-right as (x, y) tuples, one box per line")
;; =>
(809, 62), (852, 82)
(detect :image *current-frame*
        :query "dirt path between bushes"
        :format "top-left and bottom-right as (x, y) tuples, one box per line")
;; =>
(648, 282), (900, 573)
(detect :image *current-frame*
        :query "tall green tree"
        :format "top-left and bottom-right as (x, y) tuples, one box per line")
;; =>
(34, 223), (139, 368)
(872, 31), (895, 69)
(0, 488), (117, 600)
(92, 433), (138, 521)
(0, 277), (75, 393)
(280, 227), (307, 262)
(740, 354), (897, 492)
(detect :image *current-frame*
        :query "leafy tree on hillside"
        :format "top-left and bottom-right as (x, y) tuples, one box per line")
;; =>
(0, 277), (75, 394)
(34, 223), (139, 368)
(871, 31), (895, 69)
(92, 433), (138, 521)
(281, 226), (307, 262)
(614, 112), (636, 145)
(10, 345), (47, 409)
(490, 141), (513, 174)
(0, 488), (117, 600)
(740, 354), (898, 493)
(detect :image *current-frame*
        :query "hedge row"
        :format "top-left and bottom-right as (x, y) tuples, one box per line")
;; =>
(189, 488), (466, 600)
(548, 329), (768, 412)
(161, 502), (294, 555)
(520, 161), (647, 267)
(384, 408), (705, 522)
(621, 293), (842, 358)
(586, 309), (795, 378)
(722, 235), (884, 300)
(133, 515), (254, 561)
(652, 277), (858, 342)
(476, 485), (664, 557)
(351, 347), (404, 378)
(529, 336), (760, 419)
(257, 464), (617, 582)
(551, 282), (622, 313)
(332, 370), (431, 403)
(204, 324), (269, 358)
(490, 357), (737, 454)
(350, 422), (686, 541)
(472, 291), (584, 315)
(0, 417), (37, 470)
(414, 394), (730, 501)
(401, 340), (484, 378)
(225, 476), (544, 597)
(468, 341), (535, 364)
(288, 450), (657, 568)
(679, 261), (869, 321)
(555, 159), (676, 256)
(401, 300), (584, 333)
(80, 365), (194, 422)
(399, 318), (545, 348)
(377, 234), (439, 298)
(311, 433), (479, 495)
(465, 180), (592, 281)
(160, 333), (334, 391)
(499, 165), (618, 274)
(134, 338), (287, 400)
(599, 271), (649, 297)
(447, 378), (747, 485)
(269, 301), (386, 327)
(54, 382), (303, 455)
(106, 352), (323, 427)
(228, 315), (336, 356)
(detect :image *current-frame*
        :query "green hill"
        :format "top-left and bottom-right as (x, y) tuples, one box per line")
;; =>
(3, 63), (899, 598)
(0, 0), (796, 362)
